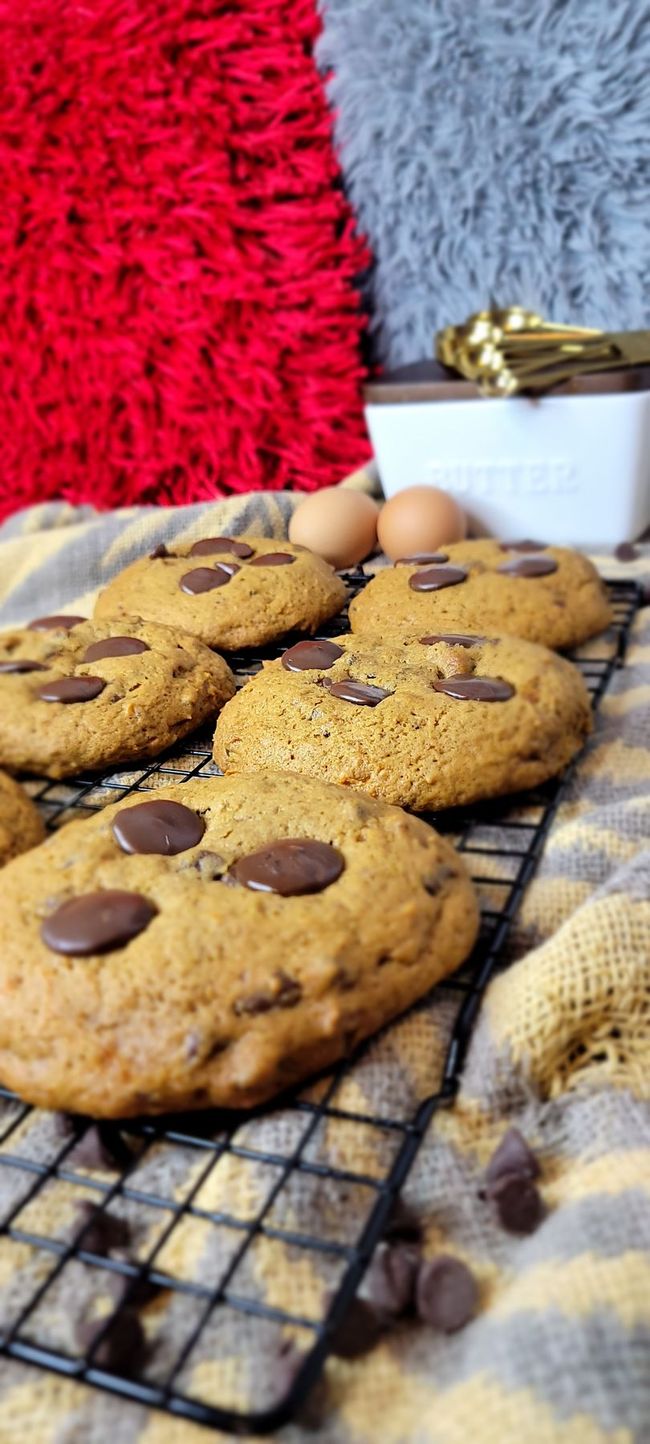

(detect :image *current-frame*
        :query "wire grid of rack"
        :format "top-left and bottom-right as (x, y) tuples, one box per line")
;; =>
(0, 577), (641, 1434)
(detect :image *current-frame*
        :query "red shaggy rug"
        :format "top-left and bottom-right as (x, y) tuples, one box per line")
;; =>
(0, 0), (370, 520)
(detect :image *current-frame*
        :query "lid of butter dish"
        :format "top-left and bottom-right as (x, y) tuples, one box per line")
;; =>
(364, 359), (650, 404)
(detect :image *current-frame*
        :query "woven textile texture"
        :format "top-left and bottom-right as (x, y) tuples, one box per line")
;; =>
(0, 506), (648, 1442)
(0, 0), (370, 522)
(317, 0), (650, 366)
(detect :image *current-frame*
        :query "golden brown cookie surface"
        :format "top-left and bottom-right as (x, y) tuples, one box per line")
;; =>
(0, 773), (478, 1115)
(214, 632), (592, 810)
(349, 540), (612, 649)
(0, 769), (44, 865)
(0, 616), (235, 778)
(94, 535), (347, 649)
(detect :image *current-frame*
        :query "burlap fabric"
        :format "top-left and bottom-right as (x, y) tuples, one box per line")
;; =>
(0, 499), (647, 1444)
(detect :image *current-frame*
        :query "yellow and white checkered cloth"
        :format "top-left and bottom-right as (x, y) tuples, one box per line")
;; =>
(0, 498), (648, 1444)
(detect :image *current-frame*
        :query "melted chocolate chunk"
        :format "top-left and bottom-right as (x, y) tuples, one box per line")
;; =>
(420, 633), (485, 648)
(327, 680), (389, 706)
(82, 637), (150, 662)
(149, 544), (169, 559)
(492, 1173), (546, 1235)
(431, 675), (514, 702)
(229, 838), (344, 896)
(497, 555), (558, 578)
(282, 639), (343, 671)
(248, 552), (296, 567)
(415, 1255), (478, 1333)
(190, 536), (254, 558)
(36, 676), (106, 703)
(112, 800), (205, 856)
(485, 1127), (541, 1193)
(212, 559), (240, 577)
(179, 566), (234, 594)
(0, 658), (47, 673)
(364, 1241), (419, 1317)
(28, 615), (86, 631)
(409, 565), (468, 592)
(615, 541), (639, 562)
(498, 540), (547, 552)
(395, 552), (449, 565)
(41, 890), (157, 956)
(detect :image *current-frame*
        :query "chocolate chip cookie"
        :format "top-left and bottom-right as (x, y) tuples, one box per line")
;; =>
(0, 617), (235, 778)
(94, 535), (347, 649)
(0, 770), (44, 865)
(0, 773), (478, 1114)
(213, 632), (592, 810)
(349, 540), (612, 650)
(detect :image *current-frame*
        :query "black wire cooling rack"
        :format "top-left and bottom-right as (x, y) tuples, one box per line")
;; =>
(0, 576), (641, 1435)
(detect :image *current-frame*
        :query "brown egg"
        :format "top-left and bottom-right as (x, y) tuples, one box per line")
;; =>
(289, 488), (379, 569)
(377, 486), (467, 561)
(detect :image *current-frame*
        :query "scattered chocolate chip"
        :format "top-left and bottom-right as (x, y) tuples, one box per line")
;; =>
(188, 849), (226, 879)
(498, 540), (547, 552)
(36, 675), (106, 704)
(432, 675), (514, 702)
(190, 536), (254, 558)
(0, 658), (47, 673)
(248, 552), (296, 567)
(229, 838), (344, 896)
(420, 633), (485, 648)
(234, 969), (303, 1015)
(77, 1308), (145, 1373)
(497, 556), (558, 578)
(68, 1123), (132, 1171)
(41, 890), (157, 956)
(28, 615), (87, 631)
(615, 542), (639, 562)
(328, 1296), (385, 1358)
(384, 1197), (423, 1245)
(415, 1255), (478, 1333)
(364, 1242), (418, 1318)
(73, 1201), (131, 1255)
(395, 552), (449, 565)
(179, 565), (234, 594)
(282, 639), (344, 671)
(491, 1174), (546, 1235)
(149, 544), (169, 558)
(409, 565), (468, 592)
(82, 637), (150, 662)
(112, 799), (205, 856)
(327, 680), (389, 706)
(484, 1127), (541, 1194)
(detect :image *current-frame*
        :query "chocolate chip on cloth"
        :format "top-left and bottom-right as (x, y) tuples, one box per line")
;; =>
(0, 772), (478, 1115)
(72, 1200), (131, 1255)
(0, 615), (235, 777)
(214, 630), (592, 811)
(349, 538), (612, 649)
(94, 535), (346, 650)
(363, 1240), (419, 1318)
(76, 1308), (146, 1374)
(0, 768), (45, 866)
(483, 1127), (546, 1235)
(415, 1255), (479, 1333)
